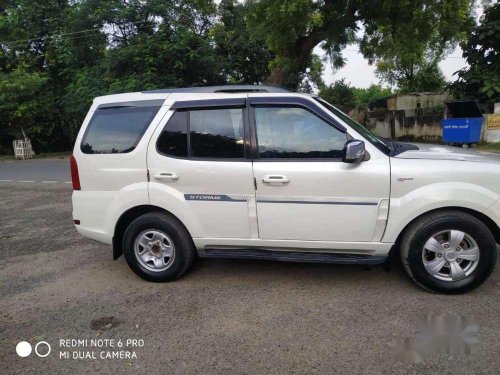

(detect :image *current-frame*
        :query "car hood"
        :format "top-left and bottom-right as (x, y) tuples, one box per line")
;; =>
(394, 143), (500, 164)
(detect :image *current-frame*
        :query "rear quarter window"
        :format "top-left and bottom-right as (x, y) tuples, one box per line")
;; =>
(81, 106), (160, 154)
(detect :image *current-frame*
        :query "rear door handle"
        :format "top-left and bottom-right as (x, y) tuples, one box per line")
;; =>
(154, 172), (179, 182)
(262, 175), (290, 186)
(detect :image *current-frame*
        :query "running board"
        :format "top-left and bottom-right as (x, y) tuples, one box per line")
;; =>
(199, 248), (387, 265)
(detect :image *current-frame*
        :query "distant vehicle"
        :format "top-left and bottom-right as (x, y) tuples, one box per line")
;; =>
(71, 85), (500, 294)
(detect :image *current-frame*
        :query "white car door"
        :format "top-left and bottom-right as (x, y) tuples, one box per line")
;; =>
(250, 95), (391, 242)
(147, 97), (257, 239)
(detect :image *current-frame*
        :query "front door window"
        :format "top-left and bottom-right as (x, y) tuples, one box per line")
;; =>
(255, 106), (347, 159)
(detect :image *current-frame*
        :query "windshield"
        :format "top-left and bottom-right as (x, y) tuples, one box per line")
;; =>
(314, 97), (391, 155)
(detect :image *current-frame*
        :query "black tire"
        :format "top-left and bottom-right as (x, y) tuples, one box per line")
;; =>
(123, 212), (196, 282)
(400, 210), (497, 294)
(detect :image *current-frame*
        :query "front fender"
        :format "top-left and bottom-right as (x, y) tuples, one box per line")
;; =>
(382, 182), (499, 243)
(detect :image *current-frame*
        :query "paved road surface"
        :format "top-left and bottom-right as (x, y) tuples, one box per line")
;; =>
(1, 182), (500, 374)
(0, 158), (70, 183)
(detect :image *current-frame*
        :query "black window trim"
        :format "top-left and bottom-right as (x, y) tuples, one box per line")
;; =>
(156, 103), (249, 162)
(96, 99), (165, 110)
(170, 98), (246, 110)
(249, 99), (348, 163)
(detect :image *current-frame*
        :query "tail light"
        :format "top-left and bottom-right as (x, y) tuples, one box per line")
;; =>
(70, 154), (81, 190)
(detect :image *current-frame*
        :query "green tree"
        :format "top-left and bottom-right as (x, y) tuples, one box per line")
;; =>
(375, 59), (448, 93)
(247, 0), (356, 88)
(0, 68), (48, 134)
(246, 0), (474, 90)
(318, 79), (356, 113)
(212, 0), (272, 84)
(360, 0), (472, 92)
(0, 0), (70, 151)
(0, 0), (278, 154)
(451, 2), (500, 111)
(298, 54), (325, 93)
(0, 0), (231, 153)
(351, 84), (393, 107)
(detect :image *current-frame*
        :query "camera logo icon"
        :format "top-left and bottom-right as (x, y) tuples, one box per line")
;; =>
(16, 341), (51, 358)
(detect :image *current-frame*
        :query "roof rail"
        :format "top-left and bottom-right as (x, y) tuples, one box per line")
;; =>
(142, 85), (291, 94)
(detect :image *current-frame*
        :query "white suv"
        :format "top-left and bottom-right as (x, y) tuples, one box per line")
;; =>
(71, 85), (500, 293)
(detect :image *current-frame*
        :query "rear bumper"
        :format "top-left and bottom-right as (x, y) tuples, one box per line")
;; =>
(75, 225), (112, 245)
(72, 190), (119, 245)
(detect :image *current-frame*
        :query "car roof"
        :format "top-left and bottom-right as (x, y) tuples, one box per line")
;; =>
(142, 85), (291, 94)
(92, 85), (310, 106)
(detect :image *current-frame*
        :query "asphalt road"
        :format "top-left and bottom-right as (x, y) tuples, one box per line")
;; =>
(1, 164), (500, 374)
(0, 158), (70, 183)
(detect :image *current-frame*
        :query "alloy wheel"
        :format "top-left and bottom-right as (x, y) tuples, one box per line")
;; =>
(422, 230), (480, 282)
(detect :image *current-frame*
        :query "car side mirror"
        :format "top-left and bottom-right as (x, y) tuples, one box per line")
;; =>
(342, 140), (366, 163)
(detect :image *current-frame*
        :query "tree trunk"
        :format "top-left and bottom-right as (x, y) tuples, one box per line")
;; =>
(265, 67), (286, 86)
(265, 33), (324, 88)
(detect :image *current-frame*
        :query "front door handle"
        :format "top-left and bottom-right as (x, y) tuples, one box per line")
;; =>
(262, 175), (290, 186)
(154, 172), (179, 182)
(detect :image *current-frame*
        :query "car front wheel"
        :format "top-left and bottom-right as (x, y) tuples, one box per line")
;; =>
(400, 211), (497, 294)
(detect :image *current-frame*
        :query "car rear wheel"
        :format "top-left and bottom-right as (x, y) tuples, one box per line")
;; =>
(400, 211), (497, 294)
(123, 212), (195, 282)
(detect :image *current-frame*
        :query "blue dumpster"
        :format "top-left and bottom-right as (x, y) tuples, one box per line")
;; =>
(442, 100), (483, 144)
(442, 118), (483, 143)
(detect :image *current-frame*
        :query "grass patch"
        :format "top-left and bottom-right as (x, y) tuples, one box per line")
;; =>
(477, 142), (500, 151)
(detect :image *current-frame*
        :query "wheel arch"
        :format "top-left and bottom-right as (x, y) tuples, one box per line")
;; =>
(112, 205), (192, 260)
(394, 207), (500, 251)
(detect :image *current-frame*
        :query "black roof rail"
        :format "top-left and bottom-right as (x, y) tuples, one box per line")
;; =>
(142, 85), (291, 94)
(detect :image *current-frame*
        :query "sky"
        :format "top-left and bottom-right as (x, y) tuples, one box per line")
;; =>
(318, 45), (469, 89)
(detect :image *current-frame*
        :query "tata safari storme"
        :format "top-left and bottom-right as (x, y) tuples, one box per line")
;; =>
(71, 85), (500, 293)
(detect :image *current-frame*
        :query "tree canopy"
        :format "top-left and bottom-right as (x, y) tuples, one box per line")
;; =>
(360, 0), (472, 93)
(212, 0), (272, 84)
(319, 79), (357, 113)
(0, 0), (271, 153)
(246, 0), (474, 90)
(451, 2), (500, 111)
(319, 80), (394, 113)
(0, 0), (491, 154)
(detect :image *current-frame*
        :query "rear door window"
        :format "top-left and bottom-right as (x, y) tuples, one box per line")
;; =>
(81, 106), (160, 154)
(156, 107), (245, 159)
(189, 108), (244, 158)
(156, 111), (188, 157)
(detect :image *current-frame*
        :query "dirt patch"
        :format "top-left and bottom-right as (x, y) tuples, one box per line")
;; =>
(90, 316), (122, 331)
